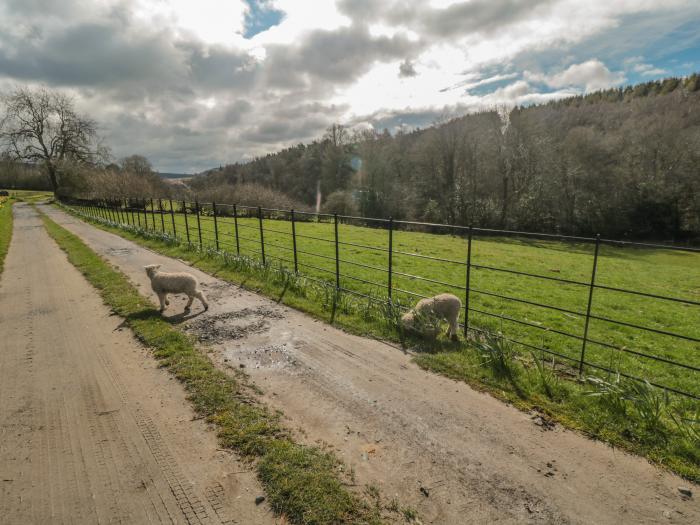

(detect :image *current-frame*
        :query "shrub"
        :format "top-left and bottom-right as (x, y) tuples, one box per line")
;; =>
(194, 183), (310, 211)
(322, 190), (358, 216)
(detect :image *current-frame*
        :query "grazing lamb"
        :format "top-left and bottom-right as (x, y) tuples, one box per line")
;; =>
(144, 264), (208, 313)
(401, 293), (462, 340)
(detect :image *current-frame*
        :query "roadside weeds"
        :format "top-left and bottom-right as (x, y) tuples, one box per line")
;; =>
(0, 196), (14, 274)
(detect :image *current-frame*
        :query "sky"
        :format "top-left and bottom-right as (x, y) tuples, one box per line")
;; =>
(0, 0), (699, 173)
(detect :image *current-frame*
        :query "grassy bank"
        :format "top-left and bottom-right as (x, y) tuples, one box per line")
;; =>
(60, 204), (700, 483)
(39, 209), (409, 524)
(74, 201), (700, 398)
(0, 196), (13, 273)
(3, 189), (54, 203)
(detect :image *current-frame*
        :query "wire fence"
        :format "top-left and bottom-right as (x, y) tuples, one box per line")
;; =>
(63, 196), (700, 399)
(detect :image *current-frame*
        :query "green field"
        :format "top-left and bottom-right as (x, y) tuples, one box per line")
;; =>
(78, 201), (700, 399)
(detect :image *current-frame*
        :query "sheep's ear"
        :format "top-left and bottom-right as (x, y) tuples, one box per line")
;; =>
(155, 264), (161, 269)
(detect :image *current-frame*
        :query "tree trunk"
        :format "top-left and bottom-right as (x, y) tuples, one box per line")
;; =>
(47, 164), (58, 193)
(500, 173), (509, 228)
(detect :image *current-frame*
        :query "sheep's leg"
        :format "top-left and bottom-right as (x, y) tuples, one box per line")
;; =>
(157, 293), (167, 312)
(184, 294), (194, 311)
(448, 315), (459, 340)
(195, 290), (209, 310)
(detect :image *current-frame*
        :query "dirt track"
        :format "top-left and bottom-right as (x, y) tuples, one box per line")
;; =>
(0, 204), (275, 524)
(39, 204), (699, 524)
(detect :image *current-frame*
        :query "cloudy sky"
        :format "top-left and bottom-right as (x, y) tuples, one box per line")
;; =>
(1, 0), (699, 173)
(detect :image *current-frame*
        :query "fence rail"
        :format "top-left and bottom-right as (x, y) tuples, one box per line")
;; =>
(63, 197), (700, 399)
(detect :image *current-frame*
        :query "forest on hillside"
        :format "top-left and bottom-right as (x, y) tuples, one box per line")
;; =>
(191, 74), (700, 241)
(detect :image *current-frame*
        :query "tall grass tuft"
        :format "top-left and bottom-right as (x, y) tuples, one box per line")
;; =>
(474, 332), (517, 380)
(585, 375), (670, 431)
(529, 351), (561, 400)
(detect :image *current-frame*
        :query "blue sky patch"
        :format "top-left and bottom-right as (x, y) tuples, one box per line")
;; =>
(243, 1), (285, 39)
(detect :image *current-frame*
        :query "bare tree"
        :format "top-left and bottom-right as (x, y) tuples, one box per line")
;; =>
(120, 154), (154, 177)
(0, 86), (102, 192)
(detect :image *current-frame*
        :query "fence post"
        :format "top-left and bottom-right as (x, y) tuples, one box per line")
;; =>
(195, 200), (203, 249)
(464, 226), (472, 337)
(124, 198), (130, 226)
(135, 198), (141, 227)
(129, 198), (135, 226)
(150, 198), (157, 230)
(291, 209), (298, 274)
(182, 200), (191, 244)
(233, 204), (240, 255)
(212, 202), (220, 250)
(158, 199), (165, 232)
(258, 206), (265, 264)
(387, 217), (394, 301)
(169, 199), (176, 238)
(119, 199), (125, 224)
(334, 213), (340, 290)
(579, 234), (601, 375)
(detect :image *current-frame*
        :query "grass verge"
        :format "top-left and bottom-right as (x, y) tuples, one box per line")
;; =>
(0, 196), (13, 274)
(58, 204), (700, 483)
(38, 209), (399, 525)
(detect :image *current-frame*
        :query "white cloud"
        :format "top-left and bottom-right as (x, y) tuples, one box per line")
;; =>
(440, 73), (519, 93)
(132, 0), (248, 46)
(634, 64), (669, 76)
(0, 0), (698, 172)
(527, 60), (626, 92)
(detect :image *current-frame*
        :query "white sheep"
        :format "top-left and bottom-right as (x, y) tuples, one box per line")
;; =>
(401, 293), (462, 340)
(144, 264), (209, 313)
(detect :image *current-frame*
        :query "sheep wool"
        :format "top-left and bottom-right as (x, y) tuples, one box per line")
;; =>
(401, 293), (462, 339)
(144, 264), (209, 312)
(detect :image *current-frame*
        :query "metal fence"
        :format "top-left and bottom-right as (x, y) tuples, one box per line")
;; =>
(63, 197), (700, 399)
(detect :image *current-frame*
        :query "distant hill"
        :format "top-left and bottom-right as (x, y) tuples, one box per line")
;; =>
(158, 172), (191, 180)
